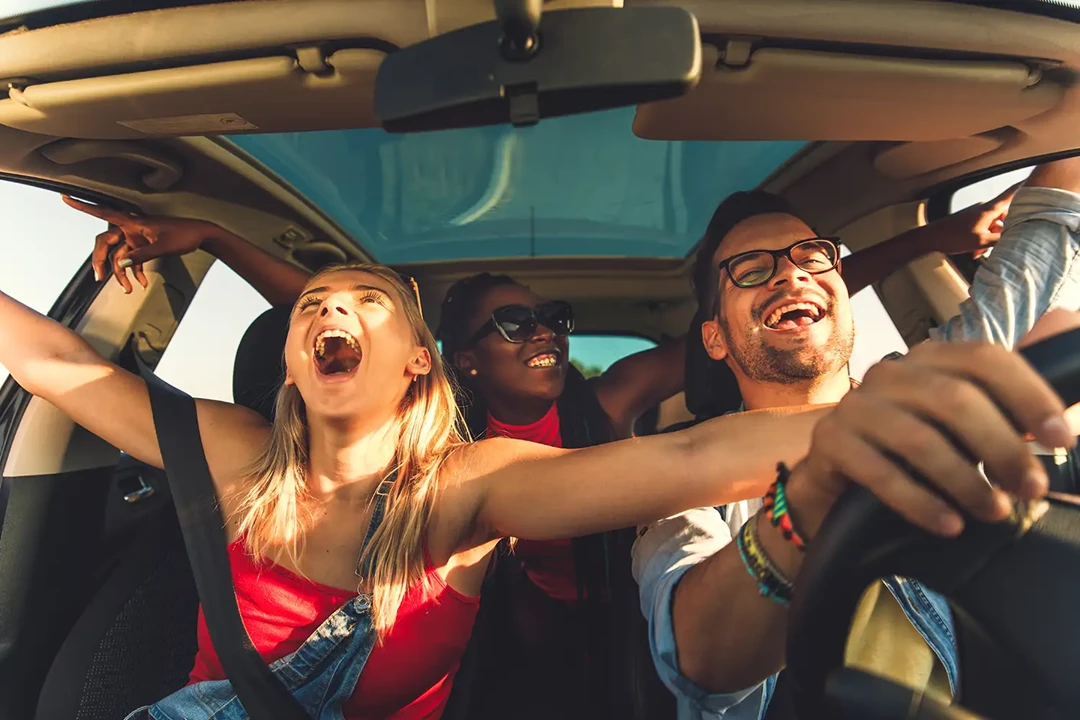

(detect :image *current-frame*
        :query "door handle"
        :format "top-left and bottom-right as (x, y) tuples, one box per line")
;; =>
(120, 473), (157, 504)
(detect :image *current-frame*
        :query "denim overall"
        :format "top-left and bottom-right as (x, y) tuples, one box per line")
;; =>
(125, 481), (392, 720)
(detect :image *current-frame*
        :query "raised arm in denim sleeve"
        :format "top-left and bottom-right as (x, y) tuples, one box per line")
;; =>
(631, 507), (773, 719)
(930, 187), (1080, 347)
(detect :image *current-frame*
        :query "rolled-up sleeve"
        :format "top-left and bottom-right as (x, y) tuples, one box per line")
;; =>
(631, 508), (771, 719)
(931, 187), (1080, 347)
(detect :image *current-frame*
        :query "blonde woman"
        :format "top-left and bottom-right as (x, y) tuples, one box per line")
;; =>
(0, 263), (1063, 720)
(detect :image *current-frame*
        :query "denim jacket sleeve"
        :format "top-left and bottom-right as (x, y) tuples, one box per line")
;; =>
(631, 508), (771, 719)
(930, 187), (1080, 347)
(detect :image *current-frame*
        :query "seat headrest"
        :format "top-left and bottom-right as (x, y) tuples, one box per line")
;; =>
(233, 305), (292, 423)
(684, 307), (743, 419)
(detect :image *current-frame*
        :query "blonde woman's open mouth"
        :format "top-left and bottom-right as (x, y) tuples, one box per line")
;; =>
(313, 328), (363, 377)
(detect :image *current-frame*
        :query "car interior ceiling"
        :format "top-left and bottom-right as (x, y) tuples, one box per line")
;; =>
(1, 0), (1080, 718)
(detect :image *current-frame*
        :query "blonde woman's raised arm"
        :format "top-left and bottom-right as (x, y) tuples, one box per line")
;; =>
(0, 288), (268, 489)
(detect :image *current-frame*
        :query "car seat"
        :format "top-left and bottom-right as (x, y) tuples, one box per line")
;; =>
(669, 307), (742, 431)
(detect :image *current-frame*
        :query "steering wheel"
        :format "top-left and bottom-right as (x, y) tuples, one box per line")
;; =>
(784, 327), (1080, 720)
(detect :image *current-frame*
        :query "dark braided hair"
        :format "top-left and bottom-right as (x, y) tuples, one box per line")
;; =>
(435, 272), (674, 719)
(436, 272), (519, 438)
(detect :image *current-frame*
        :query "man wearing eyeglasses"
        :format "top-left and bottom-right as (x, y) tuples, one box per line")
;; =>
(632, 156), (1080, 719)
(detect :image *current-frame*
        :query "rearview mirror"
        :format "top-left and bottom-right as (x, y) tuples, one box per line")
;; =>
(375, 2), (701, 133)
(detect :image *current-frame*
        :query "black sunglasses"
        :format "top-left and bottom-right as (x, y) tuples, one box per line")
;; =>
(717, 237), (841, 289)
(466, 300), (575, 347)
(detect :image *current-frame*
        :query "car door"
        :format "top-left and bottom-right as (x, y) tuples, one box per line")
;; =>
(0, 178), (114, 719)
(0, 178), (231, 720)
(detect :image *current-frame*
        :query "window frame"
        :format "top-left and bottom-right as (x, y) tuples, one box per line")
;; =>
(0, 175), (138, 474)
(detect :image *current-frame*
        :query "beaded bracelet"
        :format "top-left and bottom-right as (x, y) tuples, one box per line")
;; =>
(736, 515), (793, 606)
(763, 462), (808, 552)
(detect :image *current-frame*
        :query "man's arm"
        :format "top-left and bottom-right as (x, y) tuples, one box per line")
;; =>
(637, 509), (796, 696)
(931, 157), (1080, 348)
(637, 339), (1072, 700)
(843, 184), (1014, 296)
(633, 507), (777, 713)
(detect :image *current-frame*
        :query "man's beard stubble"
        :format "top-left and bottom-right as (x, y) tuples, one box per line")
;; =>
(719, 305), (855, 386)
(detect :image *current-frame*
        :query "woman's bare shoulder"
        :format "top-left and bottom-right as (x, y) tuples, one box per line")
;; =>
(193, 399), (272, 494)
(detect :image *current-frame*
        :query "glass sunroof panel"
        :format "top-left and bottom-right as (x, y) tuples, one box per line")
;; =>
(229, 108), (806, 263)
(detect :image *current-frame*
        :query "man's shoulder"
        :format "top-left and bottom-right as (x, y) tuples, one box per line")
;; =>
(631, 507), (731, 585)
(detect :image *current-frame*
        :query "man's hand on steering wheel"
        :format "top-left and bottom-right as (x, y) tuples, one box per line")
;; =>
(786, 340), (1076, 541)
(63, 196), (224, 293)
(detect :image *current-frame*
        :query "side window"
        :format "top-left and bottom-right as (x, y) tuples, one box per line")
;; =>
(840, 246), (909, 380)
(568, 334), (656, 378)
(154, 262), (271, 402)
(950, 166), (1034, 214)
(0, 183), (105, 385)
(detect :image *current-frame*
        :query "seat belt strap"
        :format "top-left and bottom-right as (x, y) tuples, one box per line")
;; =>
(137, 358), (311, 720)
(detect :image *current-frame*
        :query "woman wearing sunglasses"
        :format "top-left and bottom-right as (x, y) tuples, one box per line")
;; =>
(434, 272), (686, 719)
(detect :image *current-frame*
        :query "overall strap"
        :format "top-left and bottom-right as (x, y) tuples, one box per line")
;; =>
(354, 477), (394, 586)
(247, 479), (396, 697)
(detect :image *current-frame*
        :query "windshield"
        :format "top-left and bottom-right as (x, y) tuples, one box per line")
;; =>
(938, 0), (1080, 21)
(228, 109), (806, 263)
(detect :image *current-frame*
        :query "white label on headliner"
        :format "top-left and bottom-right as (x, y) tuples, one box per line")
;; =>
(118, 113), (259, 135)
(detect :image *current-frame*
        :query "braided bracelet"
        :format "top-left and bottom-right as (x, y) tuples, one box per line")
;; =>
(736, 515), (793, 606)
(763, 462), (808, 552)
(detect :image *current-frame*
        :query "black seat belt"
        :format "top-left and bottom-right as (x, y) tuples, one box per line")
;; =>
(138, 359), (312, 720)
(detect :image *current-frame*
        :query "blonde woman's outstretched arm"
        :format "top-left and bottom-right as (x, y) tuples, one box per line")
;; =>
(0, 289), (268, 493)
(450, 404), (827, 544)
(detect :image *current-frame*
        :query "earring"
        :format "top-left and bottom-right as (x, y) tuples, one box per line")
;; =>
(469, 369), (478, 376)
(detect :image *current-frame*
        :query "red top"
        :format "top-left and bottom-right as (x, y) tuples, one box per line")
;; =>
(486, 404), (579, 602)
(189, 540), (480, 720)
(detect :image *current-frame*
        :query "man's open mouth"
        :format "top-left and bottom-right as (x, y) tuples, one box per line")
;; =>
(764, 302), (825, 331)
(313, 329), (363, 376)
(525, 350), (561, 369)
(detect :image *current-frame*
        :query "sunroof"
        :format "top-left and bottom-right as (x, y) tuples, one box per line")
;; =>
(228, 109), (805, 264)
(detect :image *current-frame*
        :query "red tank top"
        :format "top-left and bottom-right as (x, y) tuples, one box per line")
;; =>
(188, 540), (479, 720)
(486, 404), (579, 602)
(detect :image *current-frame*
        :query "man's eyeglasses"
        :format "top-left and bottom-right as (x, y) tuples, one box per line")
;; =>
(465, 301), (575, 347)
(717, 237), (841, 289)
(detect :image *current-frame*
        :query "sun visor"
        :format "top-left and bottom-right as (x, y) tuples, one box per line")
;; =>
(0, 49), (386, 139)
(873, 136), (1006, 181)
(634, 46), (1064, 142)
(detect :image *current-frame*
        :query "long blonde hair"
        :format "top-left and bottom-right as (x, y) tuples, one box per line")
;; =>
(231, 263), (467, 633)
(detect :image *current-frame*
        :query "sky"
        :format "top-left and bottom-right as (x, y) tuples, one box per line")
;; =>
(0, 168), (1027, 401)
